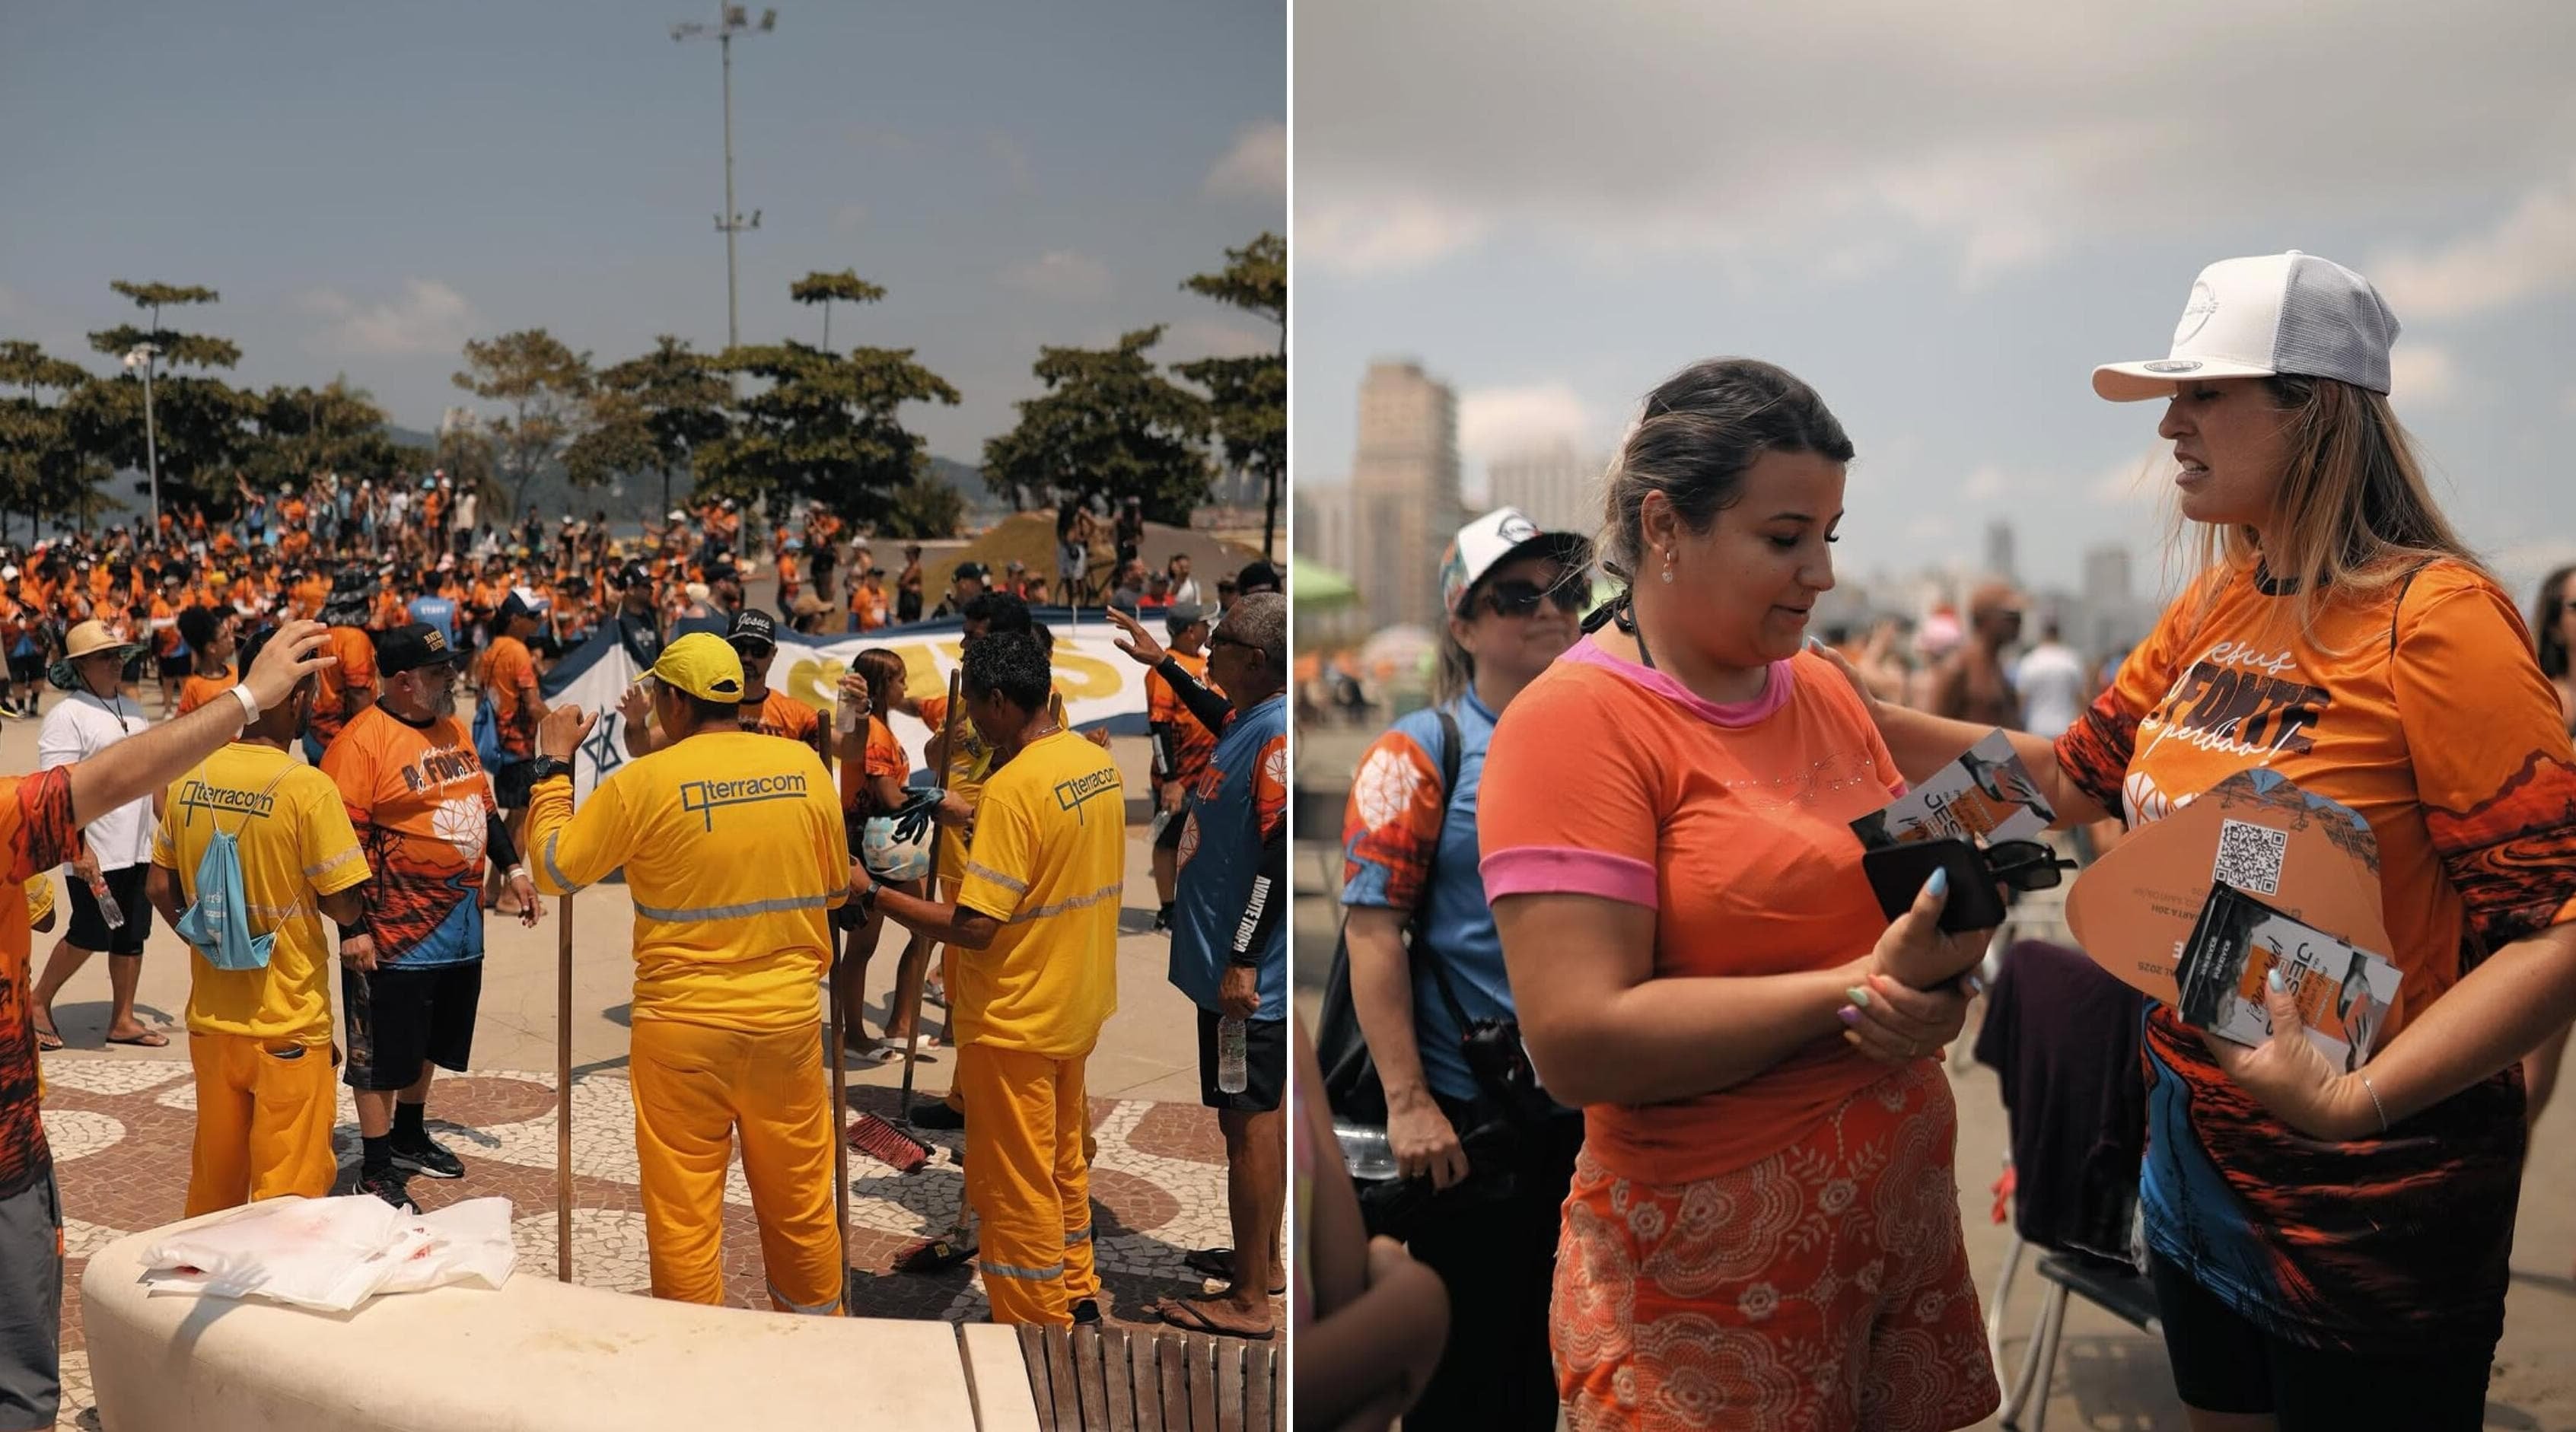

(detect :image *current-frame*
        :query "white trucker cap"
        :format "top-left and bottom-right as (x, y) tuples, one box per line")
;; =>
(2093, 251), (2400, 402)
(1438, 507), (1591, 616)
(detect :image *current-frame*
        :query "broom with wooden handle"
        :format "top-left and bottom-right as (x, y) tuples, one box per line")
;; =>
(556, 889), (575, 1282)
(840, 667), (950, 1176)
(900, 667), (965, 1122)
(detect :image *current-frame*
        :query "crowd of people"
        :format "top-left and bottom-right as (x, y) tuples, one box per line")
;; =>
(1304, 251), (2576, 1432)
(0, 470), (1295, 1427)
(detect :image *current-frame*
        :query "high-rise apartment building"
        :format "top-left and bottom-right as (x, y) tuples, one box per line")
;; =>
(1347, 360), (1461, 634)
(1488, 440), (1606, 541)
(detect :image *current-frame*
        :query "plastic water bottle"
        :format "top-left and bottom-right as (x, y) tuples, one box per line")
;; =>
(834, 696), (860, 737)
(1334, 1123), (1398, 1182)
(85, 870), (125, 931)
(1217, 1015), (1248, 1094)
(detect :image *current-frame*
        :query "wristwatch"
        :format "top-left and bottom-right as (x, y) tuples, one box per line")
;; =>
(525, 756), (575, 784)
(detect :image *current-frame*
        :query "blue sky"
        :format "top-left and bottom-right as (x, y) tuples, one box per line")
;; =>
(2, 0), (1282, 462)
(1293, 0), (2576, 603)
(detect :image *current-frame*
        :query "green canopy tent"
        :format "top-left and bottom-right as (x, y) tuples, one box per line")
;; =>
(1290, 558), (1358, 611)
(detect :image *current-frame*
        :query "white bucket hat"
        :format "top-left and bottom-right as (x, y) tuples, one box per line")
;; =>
(2093, 250), (2400, 402)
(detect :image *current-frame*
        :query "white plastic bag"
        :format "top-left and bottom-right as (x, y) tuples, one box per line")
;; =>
(139, 1194), (516, 1310)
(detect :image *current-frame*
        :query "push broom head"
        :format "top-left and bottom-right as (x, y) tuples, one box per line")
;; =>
(847, 1112), (932, 1173)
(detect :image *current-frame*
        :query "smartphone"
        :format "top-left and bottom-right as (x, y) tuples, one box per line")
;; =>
(1861, 837), (2008, 934)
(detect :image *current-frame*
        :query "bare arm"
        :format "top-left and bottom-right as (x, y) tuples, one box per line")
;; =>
(1811, 644), (2110, 828)
(1494, 874), (1982, 1109)
(146, 862), (183, 929)
(868, 880), (1002, 950)
(65, 621), (334, 828)
(317, 885), (368, 926)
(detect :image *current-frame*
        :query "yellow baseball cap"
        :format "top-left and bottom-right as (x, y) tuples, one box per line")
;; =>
(651, 632), (745, 702)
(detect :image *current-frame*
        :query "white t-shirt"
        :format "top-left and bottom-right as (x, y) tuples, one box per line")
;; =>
(37, 689), (154, 870)
(1169, 575), (1203, 607)
(2014, 641), (2088, 740)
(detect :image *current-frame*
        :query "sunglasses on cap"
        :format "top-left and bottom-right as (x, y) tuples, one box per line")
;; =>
(1475, 578), (1586, 619)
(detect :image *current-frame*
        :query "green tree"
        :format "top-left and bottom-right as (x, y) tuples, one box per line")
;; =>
(242, 377), (398, 487)
(696, 341), (960, 527)
(451, 329), (593, 515)
(433, 425), (500, 515)
(877, 474), (967, 541)
(0, 341), (114, 538)
(982, 326), (1213, 526)
(581, 336), (731, 515)
(788, 270), (887, 352)
(77, 279), (251, 513)
(1173, 232), (1285, 557)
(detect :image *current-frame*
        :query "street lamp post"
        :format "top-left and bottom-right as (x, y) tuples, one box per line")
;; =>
(123, 343), (162, 534)
(672, 5), (776, 352)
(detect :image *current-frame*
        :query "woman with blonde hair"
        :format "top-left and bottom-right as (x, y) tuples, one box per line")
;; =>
(1831, 253), (2576, 1429)
(1479, 358), (2002, 1430)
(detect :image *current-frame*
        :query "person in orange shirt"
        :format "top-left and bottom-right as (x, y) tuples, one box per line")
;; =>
(304, 584), (380, 765)
(1145, 603), (1218, 933)
(775, 548), (801, 610)
(475, 590), (548, 915)
(726, 609), (826, 768)
(173, 607), (240, 718)
(850, 570), (890, 633)
(371, 584), (410, 633)
(148, 572), (191, 714)
(832, 650), (922, 1056)
(0, 570), (35, 720)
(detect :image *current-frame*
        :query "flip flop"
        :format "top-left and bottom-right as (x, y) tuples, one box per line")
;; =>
(892, 1233), (977, 1274)
(33, 1029), (62, 1054)
(1152, 1296), (1275, 1341)
(1183, 1246), (1287, 1297)
(104, 1029), (170, 1049)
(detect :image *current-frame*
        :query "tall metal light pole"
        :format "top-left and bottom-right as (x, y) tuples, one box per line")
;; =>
(672, 5), (775, 351)
(122, 343), (163, 534)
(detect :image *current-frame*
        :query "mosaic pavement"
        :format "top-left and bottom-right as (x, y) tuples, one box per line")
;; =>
(36, 1049), (1269, 1430)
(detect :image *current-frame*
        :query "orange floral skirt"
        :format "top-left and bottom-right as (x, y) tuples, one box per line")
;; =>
(1552, 1061), (2000, 1431)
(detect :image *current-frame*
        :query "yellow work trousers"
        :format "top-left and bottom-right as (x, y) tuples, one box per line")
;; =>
(184, 1031), (338, 1218)
(959, 1042), (1097, 1325)
(628, 1017), (845, 1316)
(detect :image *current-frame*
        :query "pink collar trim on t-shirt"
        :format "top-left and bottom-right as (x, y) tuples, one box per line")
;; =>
(1565, 635), (1795, 727)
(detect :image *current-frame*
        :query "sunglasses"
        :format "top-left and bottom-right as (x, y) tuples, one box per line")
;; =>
(1983, 839), (2079, 894)
(1477, 578), (1585, 619)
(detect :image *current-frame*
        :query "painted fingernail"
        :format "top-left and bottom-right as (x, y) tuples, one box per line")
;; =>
(2266, 966), (2284, 993)
(1842, 1029), (1864, 1047)
(1845, 985), (1872, 1009)
(1964, 975), (1987, 997)
(1926, 867), (1949, 899)
(1838, 1006), (1861, 1026)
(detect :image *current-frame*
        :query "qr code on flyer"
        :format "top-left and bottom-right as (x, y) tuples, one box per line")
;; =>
(2214, 819), (2288, 896)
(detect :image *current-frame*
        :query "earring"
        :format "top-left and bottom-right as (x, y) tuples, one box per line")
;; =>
(1660, 549), (1676, 584)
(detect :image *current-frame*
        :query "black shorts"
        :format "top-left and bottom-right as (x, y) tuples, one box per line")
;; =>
(1153, 805), (1190, 851)
(2148, 1252), (2492, 1428)
(342, 960), (484, 1090)
(8, 655), (40, 687)
(1196, 1006), (1285, 1112)
(489, 759), (534, 810)
(156, 654), (191, 682)
(65, 864), (151, 956)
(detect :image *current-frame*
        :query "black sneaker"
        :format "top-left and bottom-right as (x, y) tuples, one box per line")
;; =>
(1071, 1299), (1102, 1325)
(390, 1135), (466, 1180)
(1151, 909), (1171, 934)
(356, 1170), (419, 1212)
(908, 1102), (966, 1131)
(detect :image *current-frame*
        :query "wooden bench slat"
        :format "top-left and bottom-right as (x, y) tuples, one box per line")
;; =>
(1187, 1336), (1219, 1432)
(1100, 1325), (1138, 1432)
(1043, 1325), (1083, 1430)
(1074, 1326), (1113, 1430)
(1157, 1334), (1190, 1432)
(1018, 1323), (1057, 1431)
(1131, 1330), (1167, 1432)
(1244, 1343), (1273, 1432)
(1215, 1337), (1247, 1432)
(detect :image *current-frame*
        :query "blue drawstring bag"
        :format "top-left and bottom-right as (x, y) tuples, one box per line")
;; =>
(470, 691), (507, 771)
(173, 764), (295, 972)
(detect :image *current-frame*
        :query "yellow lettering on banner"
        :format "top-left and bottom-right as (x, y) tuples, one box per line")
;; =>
(782, 657), (848, 713)
(1046, 650), (1121, 700)
(900, 642), (965, 702)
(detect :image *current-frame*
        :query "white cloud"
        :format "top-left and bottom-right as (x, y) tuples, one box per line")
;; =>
(1299, 193), (1488, 277)
(1204, 120), (1285, 199)
(298, 278), (478, 358)
(1457, 383), (1590, 466)
(1002, 252), (1111, 303)
(2374, 165), (2576, 320)
(2387, 345), (2460, 407)
(1962, 466), (2011, 501)
(2091, 449), (2173, 508)
(831, 204), (867, 238)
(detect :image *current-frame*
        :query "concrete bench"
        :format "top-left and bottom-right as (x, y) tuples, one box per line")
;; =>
(82, 1212), (1042, 1430)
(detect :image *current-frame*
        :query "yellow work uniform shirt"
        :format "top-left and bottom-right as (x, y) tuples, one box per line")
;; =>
(153, 743), (371, 1045)
(930, 689), (1066, 883)
(527, 731), (850, 1034)
(952, 729), (1123, 1058)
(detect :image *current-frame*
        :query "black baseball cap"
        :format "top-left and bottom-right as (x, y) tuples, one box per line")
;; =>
(954, 561), (989, 582)
(1235, 559), (1282, 594)
(618, 562), (652, 590)
(726, 607), (778, 651)
(378, 623), (463, 676)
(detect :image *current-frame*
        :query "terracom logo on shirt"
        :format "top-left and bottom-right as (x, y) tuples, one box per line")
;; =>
(1053, 767), (1122, 821)
(678, 772), (810, 830)
(174, 781), (277, 820)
